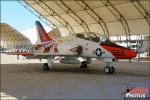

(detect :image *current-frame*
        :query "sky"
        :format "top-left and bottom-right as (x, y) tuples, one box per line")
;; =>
(1, 1), (52, 44)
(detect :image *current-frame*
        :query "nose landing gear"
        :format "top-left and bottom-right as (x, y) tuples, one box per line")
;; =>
(104, 66), (115, 74)
(104, 62), (115, 74)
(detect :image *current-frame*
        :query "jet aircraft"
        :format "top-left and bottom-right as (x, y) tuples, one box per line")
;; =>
(5, 21), (137, 74)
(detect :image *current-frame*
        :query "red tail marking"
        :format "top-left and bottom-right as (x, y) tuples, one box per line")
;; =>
(35, 21), (59, 53)
(37, 27), (52, 42)
(36, 21), (53, 42)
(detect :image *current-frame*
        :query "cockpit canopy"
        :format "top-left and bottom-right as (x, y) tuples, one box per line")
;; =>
(74, 32), (100, 43)
(73, 32), (111, 43)
(73, 32), (130, 50)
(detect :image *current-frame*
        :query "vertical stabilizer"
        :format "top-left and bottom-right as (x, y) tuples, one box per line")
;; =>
(35, 21), (53, 43)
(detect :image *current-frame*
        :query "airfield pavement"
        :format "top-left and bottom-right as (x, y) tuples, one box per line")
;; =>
(1, 59), (150, 99)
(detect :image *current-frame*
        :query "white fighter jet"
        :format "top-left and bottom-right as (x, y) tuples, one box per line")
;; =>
(6, 21), (137, 74)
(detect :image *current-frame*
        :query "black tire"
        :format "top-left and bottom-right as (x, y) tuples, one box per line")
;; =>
(104, 67), (111, 74)
(43, 63), (49, 71)
(80, 61), (87, 68)
(110, 66), (115, 74)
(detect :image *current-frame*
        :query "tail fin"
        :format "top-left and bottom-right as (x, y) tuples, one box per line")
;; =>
(35, 21), (53, 43)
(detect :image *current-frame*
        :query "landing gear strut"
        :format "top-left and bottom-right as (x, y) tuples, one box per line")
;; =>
(104, 62), (115, 74)
(43, 58), (53, 71)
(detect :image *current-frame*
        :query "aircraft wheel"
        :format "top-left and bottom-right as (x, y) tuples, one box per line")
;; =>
(104, 67), (111, 74)
(80, 61), (87, 68)
(110, 66), (115, 74)
(43, 63), (49, 71)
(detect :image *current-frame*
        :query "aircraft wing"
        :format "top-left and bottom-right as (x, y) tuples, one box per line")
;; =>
(4, 52), (33, 56)
(4, 51), (78, 59)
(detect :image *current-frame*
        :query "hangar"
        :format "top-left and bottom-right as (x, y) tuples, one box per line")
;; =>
(1, 0), (150, 99)
(18, 0), (149, 37)
(0, 23), (31, 50)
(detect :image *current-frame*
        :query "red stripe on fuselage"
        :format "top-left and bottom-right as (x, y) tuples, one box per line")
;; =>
(100, 45), (137, 59)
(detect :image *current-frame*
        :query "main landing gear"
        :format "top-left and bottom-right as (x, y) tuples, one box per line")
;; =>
(80, 58), (91, 68)
(43, 58), (53, 71)
(104, 62), (115, 74)
(43, 63), (49, 71)
(43, 57), (115, 74)
(80, 61), (88, 68)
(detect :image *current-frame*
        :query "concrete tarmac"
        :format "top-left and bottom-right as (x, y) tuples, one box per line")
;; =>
(1, 60), (149, 99)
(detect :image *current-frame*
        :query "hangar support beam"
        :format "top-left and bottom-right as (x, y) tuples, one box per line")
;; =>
(18, 1), (55, 29)
(75, 0), (109, 37)
(54, 1), (87, 33)
(59, 0), (90, 32)
(18, 0), (149, 39)
(100, 0), (131, 47)
(36, 0), (75, 34)
(131, 0), (150, 25)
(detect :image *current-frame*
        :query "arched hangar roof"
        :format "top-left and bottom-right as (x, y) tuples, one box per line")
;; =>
(19, 0), (149, 36)
(0, 23), (31, 49)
